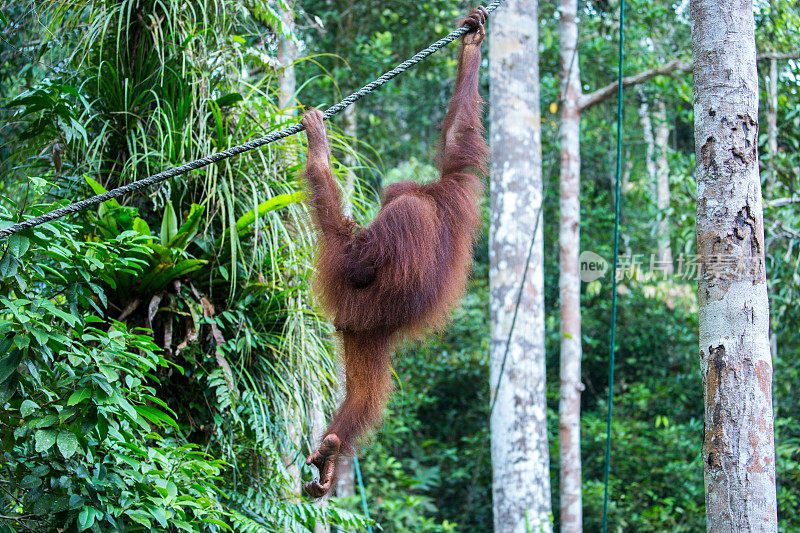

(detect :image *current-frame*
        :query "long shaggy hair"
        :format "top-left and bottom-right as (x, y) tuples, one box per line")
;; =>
(300, 8), (488, 496)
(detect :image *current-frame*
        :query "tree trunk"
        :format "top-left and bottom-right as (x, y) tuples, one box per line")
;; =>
(765, 57), (778, 194)
(558, 0), (583, 530)
(765, 57), (779, 393)
(278, 7), (330, 532)
(334, 455), (355, 496)
(690, 0), (778, 529)
(653, 100), (674, 274)
(277, 4), (296, 113)
(489, 0), (552, 531)
(331, 6), (357, 526)
(639, 97), (657, 199)
(335, 68), (358, 515)
(639, 96), (674, 273)
(277, 0), (302, 497)
(334, 365), (356, 517)
(310, 395), (331, 533)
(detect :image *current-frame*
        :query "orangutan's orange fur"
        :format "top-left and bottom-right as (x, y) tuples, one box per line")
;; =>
(301, 7), (488, 498)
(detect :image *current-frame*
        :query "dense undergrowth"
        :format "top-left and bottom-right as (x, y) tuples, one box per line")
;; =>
(0, 0), (369, 530)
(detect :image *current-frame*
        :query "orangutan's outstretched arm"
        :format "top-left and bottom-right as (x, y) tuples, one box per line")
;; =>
(302, 110), (351, 239)
(436, 7), (489, 178)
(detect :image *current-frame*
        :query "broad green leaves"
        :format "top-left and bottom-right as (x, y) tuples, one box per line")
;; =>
(6, 82), (89, 144)
(134, 405), (179, 429)
(20, 399), (38, 416)
(57, 431), (79, 458)
(0, 217), (226, 531)
(234, 192), (306, 236)
(34, 429), (57, 452)
(67, 387), (92, 406)
(160, 201), (179, 245)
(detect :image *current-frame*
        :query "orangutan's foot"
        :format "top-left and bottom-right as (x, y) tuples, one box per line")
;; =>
(304, 434), (341, 498)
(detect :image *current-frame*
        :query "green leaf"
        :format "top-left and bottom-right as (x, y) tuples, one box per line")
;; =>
(20, 399), (38, 417)
(167, 203), (205, 250)
(57, 431), (79, 458)
(0, 253), (18, 278)
(67, 388), (92, 406)
(84, 175), (121, 209)
(80, 406), (98, 435)
(0, 349), (23, 384)
(41, 301), (79, 327)
(69, 494), (84, 509)
(215, 92), (243, 107)
(96, 413), (108, 441)
(13, 334), (29, 350)
(235, 192), (306, 235)
(166, 480), (178, 501)
(143, 259), (207, 292)
(99, 365), (118, 382)
(201, 518), (232, 530)
(20, 475), (42, 489)
(7, 92), (53, 111)
(33, 494), (54, 516)
(160, 201), (179, 246)
(78, 506), (95, 531)
(34, 429), (57, 452)
(30, 327), (50, 346)
(7, 234), (30, 257)
(125, 510), (152, 528)
(134, 405), (179, 429)
(133, 217), (151, 237)
(52, 495), (70, 513)
(107, 391), (137, 421)
(69, 117), (88, 145)
(152, 507), (168, 528)
(35, 414), (58, 428)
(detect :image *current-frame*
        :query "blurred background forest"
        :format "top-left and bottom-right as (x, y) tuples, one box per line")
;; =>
(0, 0), (798, 531)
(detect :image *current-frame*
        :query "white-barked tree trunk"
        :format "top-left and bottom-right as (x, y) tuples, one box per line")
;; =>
(489, 0), (552, 530)
(690, 0), (778, 529)
(558, 0), (583, 530)
(653, 99), (674, 273)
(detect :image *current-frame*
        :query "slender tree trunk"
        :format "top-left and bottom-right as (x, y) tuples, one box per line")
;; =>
(558, 0), (583, 530)
(639, 97), (657, 199)
(639, 97), (674, 273)
(765, 56), (779, 391)
(277, 3), (296, 113)
(332, 4), (358, 522)
(335, 63), (358, 510)
(653, 100), (674, 274)
(284, 421), (302, 494)
(691, 0), (777, 529)
(277, 0), (302, 496)
(765, 57), (778, 194)
(554, 30), (691, 533)
(334, 364), (356, 511)
(278, 7), (329, 531)
(489, 0), (552, 531)
(334, 456), (355, 496)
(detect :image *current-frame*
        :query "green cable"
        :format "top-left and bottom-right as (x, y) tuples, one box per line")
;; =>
(353, 455), (373, 533)
(601, 0), (625, 529)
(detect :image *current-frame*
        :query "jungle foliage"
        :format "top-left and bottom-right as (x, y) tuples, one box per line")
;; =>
(0, 0), (368, 530)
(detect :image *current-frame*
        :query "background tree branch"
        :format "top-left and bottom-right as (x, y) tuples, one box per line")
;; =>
(579, 59), (691, 110)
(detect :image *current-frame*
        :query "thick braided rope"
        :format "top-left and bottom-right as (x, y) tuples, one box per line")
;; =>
(0, 0), (504, 240)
